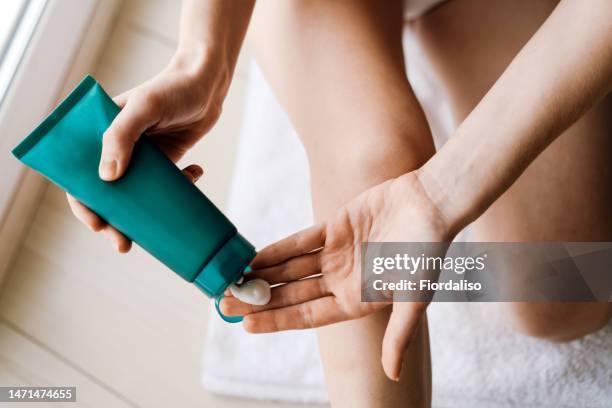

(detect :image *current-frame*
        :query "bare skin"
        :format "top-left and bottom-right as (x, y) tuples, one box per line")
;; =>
(67, 0), (256, 252)
(67, 0), (612, 406)
(227, 0), (612, 396)
(247, 1), (434, 405)
(410, 0), (612, 340)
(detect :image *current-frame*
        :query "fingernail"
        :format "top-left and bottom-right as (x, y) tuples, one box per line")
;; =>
(99, 158), (117, 180)
(191, 168), (204, 181)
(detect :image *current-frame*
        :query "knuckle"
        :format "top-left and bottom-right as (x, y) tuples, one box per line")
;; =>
(102, 127), (136, 155)
(129, 89), (161, 119)
(101, 132), (123, 150)
(143, 92), (162, 114)
(102, 126), (129, 149)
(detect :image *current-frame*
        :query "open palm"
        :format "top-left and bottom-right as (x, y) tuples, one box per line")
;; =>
(221, 171), (452, 380)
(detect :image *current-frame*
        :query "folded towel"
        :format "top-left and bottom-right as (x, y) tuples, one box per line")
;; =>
(201, 61), (327, 404)
(201, 61), (612, 407)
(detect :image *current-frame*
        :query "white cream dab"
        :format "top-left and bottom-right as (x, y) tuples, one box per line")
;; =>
(229, 278), (271, 306)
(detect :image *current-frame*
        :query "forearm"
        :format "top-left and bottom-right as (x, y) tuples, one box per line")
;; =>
(171, 0), (255, 78)
(418, 0), (612, 235)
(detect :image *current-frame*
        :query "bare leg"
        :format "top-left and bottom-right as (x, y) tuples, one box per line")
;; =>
(411, 0), (612, 340)
(250, 1), (434, 406)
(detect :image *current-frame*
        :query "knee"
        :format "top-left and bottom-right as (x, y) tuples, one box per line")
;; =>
(353, 134), (433, 174)
(506, 302), (612, 342)
(317, 121), (435, 179)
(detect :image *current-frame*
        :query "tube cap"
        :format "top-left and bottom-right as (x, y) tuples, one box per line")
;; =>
(193, 233), (256, 298)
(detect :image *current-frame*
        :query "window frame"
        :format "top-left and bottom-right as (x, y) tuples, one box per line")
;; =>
(0, 0), (47, 107)
(0, 0), (122, 284)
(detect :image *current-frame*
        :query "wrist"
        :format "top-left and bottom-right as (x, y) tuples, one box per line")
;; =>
(167, 46), (232, 98)
(391, 172), (458, 242)
(412, 167), (472, 240)
(170, 45), (229, 77)
(173, 0), (253, 80)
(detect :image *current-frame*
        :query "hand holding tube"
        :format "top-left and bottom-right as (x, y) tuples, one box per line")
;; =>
(67, 0), (255, 251)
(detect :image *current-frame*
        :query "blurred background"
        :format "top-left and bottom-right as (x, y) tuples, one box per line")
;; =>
(0, 0), (319, 407)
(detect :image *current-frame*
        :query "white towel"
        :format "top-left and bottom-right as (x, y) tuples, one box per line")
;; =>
(201, 62), (327, 404)
(201, 61), (612, 407)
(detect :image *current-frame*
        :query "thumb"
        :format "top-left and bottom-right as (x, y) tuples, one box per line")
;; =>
(99, 94), (159, 181)
(381, 302), (426, 381)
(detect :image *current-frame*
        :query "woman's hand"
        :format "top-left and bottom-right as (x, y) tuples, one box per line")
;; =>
(99, 58), (230, 178)
(220, 171), (454, 380)
(67, 0), (255, 252)
(67, 53), (231, 252)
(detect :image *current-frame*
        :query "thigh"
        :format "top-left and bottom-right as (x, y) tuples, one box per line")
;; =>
(411, 0), (612, 338)
(250, 1), (434, 406)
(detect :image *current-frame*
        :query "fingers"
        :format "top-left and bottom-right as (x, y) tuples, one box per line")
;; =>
(67, 193), (132, 252)
(251, 223), (326, 269)
(381, 302), (427, 381)
(248, 252), (321, 285)
(68, 162), (202, 255)
(242, 296), (348, 333)
(99, 92), (160, 181)
(102, 225), (132, 253)
(66, 194), (106, 231)
(220, 276), (330, 316)
(182, 164), (203, 183)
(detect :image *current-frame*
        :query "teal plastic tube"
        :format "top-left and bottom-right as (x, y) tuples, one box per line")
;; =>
(12, 75), (254, 319)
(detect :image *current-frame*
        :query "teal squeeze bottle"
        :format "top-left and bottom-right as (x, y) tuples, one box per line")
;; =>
(12, 75), (253, 322)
